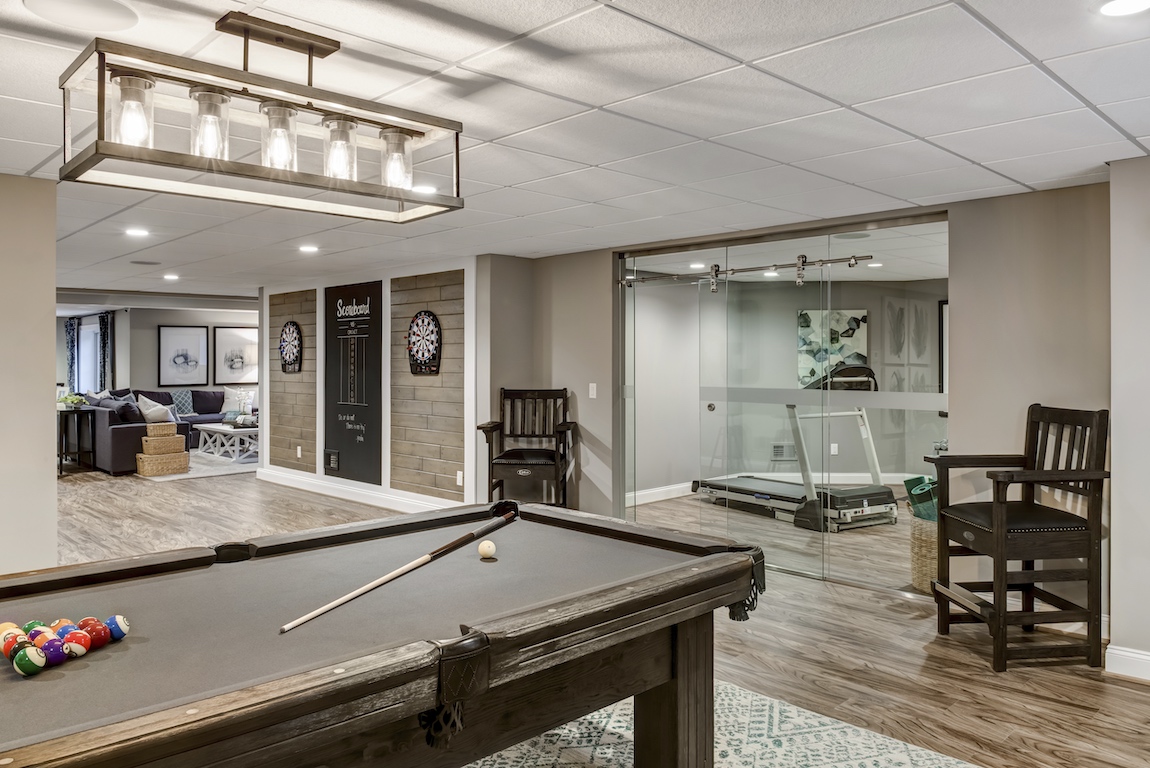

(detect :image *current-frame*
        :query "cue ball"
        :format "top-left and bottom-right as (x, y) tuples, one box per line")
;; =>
(477, 540), (497, 559)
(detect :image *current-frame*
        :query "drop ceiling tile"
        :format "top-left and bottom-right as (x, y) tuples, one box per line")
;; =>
(714, 109), (909, 163)
(480, 237), (586, 257)
(134, 194), (261, 219)
(57, 217), (95, 238)
(100, 208), (233, 233)
(757, 5), (1025, 105)
(528, 203), (649, 228)
(860, 164), (1018, 199)
(0, 37), (80, 105)
(757, 185), (909, 217)
(465, 187), (584, 216)
(1046, 39), (1150, 106)
(1030, 172), (1112, 191)
(56, 197), (135, 220)
(0, 97), (60, 145)
(420, 142), (586, 187)
(0, 138), (56, 175)
(1100, 96), (1150, 138)
(610, 0), (938, 60)
(602, 142), (775, 185)
(58, 182), (154, 206)
(467, 216), (585, 241)
(515, 166), (670, 202)
(672, 203), (810, 230)
(688, 164), (841, 201)
(415, 136), (483, 164)
(965, 0), (1150, 60)
(414, 172), (501, 199)
(554, 215), (721, 247)
(795, 141), (967, 183)
(385, 67), (589, 141)
(910, 183), (1028, 206)
(263, 0), (589, 62)
(607, 67), (836, 139)
(930, 109), (1126, 163)
(856, 66), (1085, 138)
(607, 186), (741, 217)
(498, 110), (693, 165)
(465, 6), (733, 106)
(985, 141), (1142, 184)
(277, 229), (404, 253)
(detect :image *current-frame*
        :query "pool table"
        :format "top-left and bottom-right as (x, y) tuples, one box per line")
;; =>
(0, 502), (764, 768)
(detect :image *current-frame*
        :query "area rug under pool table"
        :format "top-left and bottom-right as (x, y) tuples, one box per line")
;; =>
(467, 680), (979, 768)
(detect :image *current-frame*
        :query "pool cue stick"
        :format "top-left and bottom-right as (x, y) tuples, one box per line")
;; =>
(279, 503), (520, 634)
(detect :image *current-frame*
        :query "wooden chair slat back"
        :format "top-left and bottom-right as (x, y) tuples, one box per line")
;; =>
(500, 389), (568, 439)
(1023, 404), (1109, 496)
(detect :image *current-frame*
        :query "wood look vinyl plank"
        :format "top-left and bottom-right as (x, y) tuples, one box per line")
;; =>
(52, 473), (1150, 768)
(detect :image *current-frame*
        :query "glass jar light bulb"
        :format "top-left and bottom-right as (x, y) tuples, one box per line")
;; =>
(381, 129), (413, 190)
(190, 86), (230, 160)
(260, 101), (298, 171)
(323, 116), (358, 181)
(110, 71), (155, 148)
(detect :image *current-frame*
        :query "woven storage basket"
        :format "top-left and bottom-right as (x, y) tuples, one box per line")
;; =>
(141, 435), (186, 456)
(910, 511), (937, 594)
(136, 451), (189, 477)
(145, 422), (179, 437)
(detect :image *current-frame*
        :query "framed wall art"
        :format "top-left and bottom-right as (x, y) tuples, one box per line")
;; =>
(158, 325), (208, 387)
(214, 326), (259, 385)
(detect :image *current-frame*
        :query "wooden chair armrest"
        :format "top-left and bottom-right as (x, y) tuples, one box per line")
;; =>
(477, 421), (502, 434)
(986, 469), (1110, 483)
(556, 421), (575, 432)
(924, 454), (1027, 468)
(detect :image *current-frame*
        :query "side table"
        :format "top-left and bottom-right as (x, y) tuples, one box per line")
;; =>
(57, 407), (96, 476)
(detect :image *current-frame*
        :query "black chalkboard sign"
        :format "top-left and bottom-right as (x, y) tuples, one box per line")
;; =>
(324, 281), (382, 485)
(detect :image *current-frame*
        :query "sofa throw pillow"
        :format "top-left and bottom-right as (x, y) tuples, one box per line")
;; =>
(84, 389), (110, 406)
(137, 394), (176, 424)
(221, 386), (252, 415)
(191, 389), (224, 415)
(98, 397), (145, 424)
(170, 388), (196, 415)
(113, 392), (137, 403)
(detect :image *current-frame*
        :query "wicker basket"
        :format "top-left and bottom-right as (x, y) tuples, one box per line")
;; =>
(910, 510), (937, 594)
(145, 422), (179, 437)
(141, 435), (186, 455)
(136, 451), (189, 477)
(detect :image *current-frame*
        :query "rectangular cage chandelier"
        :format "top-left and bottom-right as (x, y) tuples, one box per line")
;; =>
(58, 13), (464, 224)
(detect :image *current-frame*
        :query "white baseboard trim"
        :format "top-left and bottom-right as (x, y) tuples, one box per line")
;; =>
(255, 467), (445, 514)
(625, 482), (695, 507)
(696, 472), (919, 486)
(1105, 644), (1150, 682)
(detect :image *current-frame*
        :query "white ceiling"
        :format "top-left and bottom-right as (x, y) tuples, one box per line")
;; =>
(2, 0), (1147, 297)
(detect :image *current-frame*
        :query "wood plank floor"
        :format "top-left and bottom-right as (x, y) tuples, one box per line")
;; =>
(56, 472), (1150, 767)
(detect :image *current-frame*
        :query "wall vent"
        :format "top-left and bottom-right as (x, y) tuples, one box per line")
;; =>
(772, 443), (797, 461)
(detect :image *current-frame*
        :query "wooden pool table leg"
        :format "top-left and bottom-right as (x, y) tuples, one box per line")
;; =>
(634, 612), (714, 768)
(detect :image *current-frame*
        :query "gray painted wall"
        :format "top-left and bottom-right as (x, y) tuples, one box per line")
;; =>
(129, 308), (258, 390)
(0, 175), (57, 574)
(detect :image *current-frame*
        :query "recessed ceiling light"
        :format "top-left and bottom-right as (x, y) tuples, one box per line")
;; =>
(163, 274), (179, 281)
(129, 260), (160, 265)
(833, 232), (870, 240)
(411, 185), (437, 194)
(867, 263), (883, 268)
(23, 0), (138, 31)
(1101, 0), (1150, 15)
(125, 228), (149, 237)
(299, 245), (319, 253)
(763, 271), (779, 277)
(689, 262), (705, 269)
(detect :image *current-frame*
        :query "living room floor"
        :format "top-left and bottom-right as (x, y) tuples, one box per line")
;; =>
(56, 471), (1150, 768)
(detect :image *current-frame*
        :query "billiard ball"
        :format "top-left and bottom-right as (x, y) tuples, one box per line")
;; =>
(6, 639), (33, 662)
(76, 617), (101, 631)
(54, 623), (79, 639)
(85, 623), (111, 650)
(11, 646), (47, 677)
(30, 630), (57, 648)
(0, 627), (22, 646)
(105, 615), (130, 641)
(2, 634), (29, 660)
(0, 622), (17, 634)
(477, 540), (497, 559)
(49, 618), (74, 634)
(21, 620), (47, 635)
(61, 630), (91, 658)
(39, 638), (68, 666)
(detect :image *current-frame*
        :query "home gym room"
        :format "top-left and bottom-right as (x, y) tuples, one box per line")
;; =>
(623, 217), (949, 591)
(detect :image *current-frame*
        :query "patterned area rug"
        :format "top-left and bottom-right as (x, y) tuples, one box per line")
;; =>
(468, 681), (978, 768)
(137, 451), (256, 482)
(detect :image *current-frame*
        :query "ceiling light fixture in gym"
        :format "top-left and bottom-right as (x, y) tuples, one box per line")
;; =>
(57, 12), (463, 224)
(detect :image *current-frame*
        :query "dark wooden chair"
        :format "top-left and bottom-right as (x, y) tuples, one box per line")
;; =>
(926, 404), (1109, 671)
(478, 389), (575, 507)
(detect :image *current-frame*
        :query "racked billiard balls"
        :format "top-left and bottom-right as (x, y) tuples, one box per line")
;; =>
(21, 620), (47, 635)
(85, 623), (111, 650)
(49, 618), (74, 635)
(40, 638), (68, 666)
(54, 623), (79, 639)
(12, 646), (47, 677)
(2, 634), (29, 660)
(76, 617), (101, 631)
(105, 615), (130, 641)
(28, 628), (56, 647)
(61, 630), (90, 658)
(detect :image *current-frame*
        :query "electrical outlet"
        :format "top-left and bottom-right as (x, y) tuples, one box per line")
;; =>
(830, 443), (839, 456)
(296, 445), (302, 459)
(589, 382), (597, 399)
(456, 470), (463, 486)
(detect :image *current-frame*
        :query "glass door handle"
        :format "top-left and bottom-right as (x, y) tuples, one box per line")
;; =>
(706, 403), (716, 412)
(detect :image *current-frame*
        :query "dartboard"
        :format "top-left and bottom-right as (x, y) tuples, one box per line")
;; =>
(407, 310), (441, 375)
(279, 321), (302, 373)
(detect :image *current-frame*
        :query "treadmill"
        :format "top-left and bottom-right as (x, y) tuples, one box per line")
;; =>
(693, 364), (898, 533)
